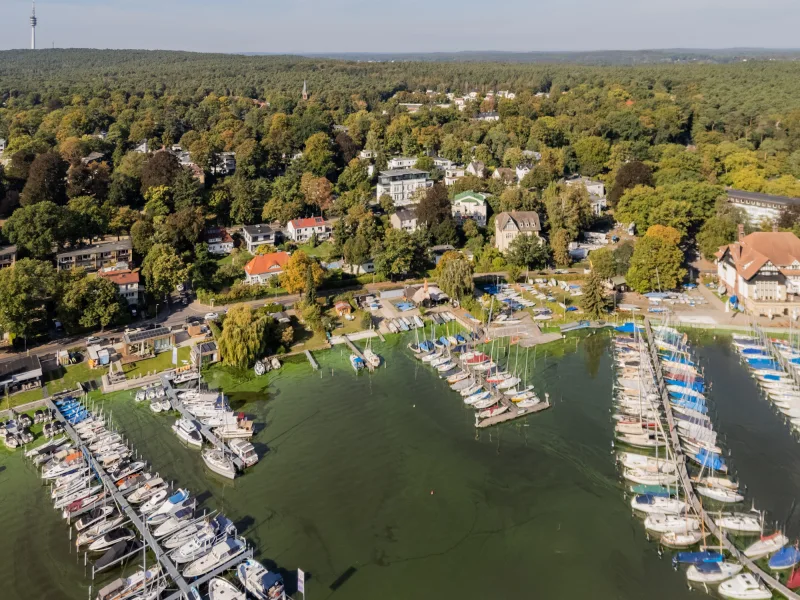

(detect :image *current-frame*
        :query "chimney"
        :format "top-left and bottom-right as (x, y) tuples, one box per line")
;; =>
(738, 224), (745, 242)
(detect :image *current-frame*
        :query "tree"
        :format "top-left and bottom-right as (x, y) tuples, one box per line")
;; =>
(142, 243), (188, 300)
(608, 161), (652, 207)
(697, 215), (739, 260)
(580, 269), (607, 319)
(172, 168), (202, 210)
(67, 160), (111, 200)
(415, 183), (451, 227)
(300, 173), (333, 212)
(217, 305), (275, 368)
(626, 236), (686, 293)
(4, 201), (69, 258)
(589, 247), (617, 279)
(506, 234), (549, 270)
(279, 250), (324, 294)
(435, 251), (474, 300)
(58, 273), (123, 331)
(338, 159), (370, 192)
(305, 264), (317, 304)
(0, 258), (56, 338)
(375, 229), (415, 280)
(573, 136), (611, 177)
(140, 151), (181, 194)
(109, 206), (139, 237)
(67, 196), (107, 243)
(645, 224), (682, 246)
(342, 233), (370, 269)
(20, 152), (68, 206)
(303, 133), (335, 178)
(613, 241), (635, 275)
(544, 184), (592, 240)
(130, 219), (156, 256)
(552, 229), (572, 267)
(191, 243), (218, 290)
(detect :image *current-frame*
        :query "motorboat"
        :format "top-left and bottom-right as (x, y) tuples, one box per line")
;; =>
(76, 516), (126, 547)
(686, 561), (743, 584)
(139, 489), (170, 514)
(183, 537), (246, 578)
(88, 528), (136, 552)
(744, 532), (789, 559)
(146, 498), (194, 526)
(208, 578), (245, 600)
(94, 538), (144, 571)
(229, 439), (258, 467)
(715, 514), (763, 534)
(151, 489), (190, 517)
(63, 492), (108, 520)
(660, 530), (703, 548)
(202, 448), (237, 479)
(768, 546), (800, 570)
(110, 461), (147, 483)
(718, 573), (772, 599)
(172, 417), (203, 448)
(696, 485), (744, 504)
(237, 558), (285, 600)
(128, 479), (166, 505)
(643, 515), (700, 534)
(95, 565), (161, 600)
(213, 414), (254, 440)
(172, 530), (219, 564)
(153, 505), (196, 538)
(54, 484), (103, 510)
(364, 349), (381, 368)
(167, 514), (233, 553)
(349, 354), (365, 371)
(75, 506), (116, 532)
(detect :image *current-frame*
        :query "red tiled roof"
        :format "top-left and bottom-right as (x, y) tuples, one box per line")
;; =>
(289, 217), (326, 229)
(717, 232), (800, 281)
(98, 269), (140, 285)
(206, 228), (233, 244)
(244, 252), (291, 276)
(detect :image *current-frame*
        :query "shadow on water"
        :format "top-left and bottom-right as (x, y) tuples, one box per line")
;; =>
(251, 441), (270, 459)
(329, 566), (357, 591)
(194, 490), (214, 506)
(234, 515), (256, 534)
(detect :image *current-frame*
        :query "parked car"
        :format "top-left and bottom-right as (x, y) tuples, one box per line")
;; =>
(86, 336), (107, 346)
(204, 312), (219, 321)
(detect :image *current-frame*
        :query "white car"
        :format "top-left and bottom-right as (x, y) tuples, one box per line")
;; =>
(204, 312), (219, 321)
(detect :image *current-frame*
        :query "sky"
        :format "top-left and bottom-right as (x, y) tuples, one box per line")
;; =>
(3, 0), (800, 53)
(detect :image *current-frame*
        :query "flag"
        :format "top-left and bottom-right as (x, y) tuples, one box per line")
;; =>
(297, 568), (305, 594)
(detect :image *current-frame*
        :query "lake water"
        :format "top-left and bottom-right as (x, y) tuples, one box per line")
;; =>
(1, 332), (798, 600)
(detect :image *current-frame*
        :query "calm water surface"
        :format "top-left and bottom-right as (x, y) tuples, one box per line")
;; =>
(2, 333), (797, 600)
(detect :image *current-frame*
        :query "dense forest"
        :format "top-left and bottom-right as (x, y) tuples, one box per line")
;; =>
(2, 50), (800, 338)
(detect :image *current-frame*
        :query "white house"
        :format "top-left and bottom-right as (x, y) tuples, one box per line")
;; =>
(98, 267), (141, 306)
(432, 156), (454, 169)
(376, 169), (433, 207)
(244, 252), (291, 285)
(476, 112), (500, 122)
(452, 191), (488, 226)
(133, 140), (150, 154)
(205, 228), (234, 255)
(242, 224), (280, 254)
(466, 161), (485, 178)
(495, 211), (542, 253)
(286, 217), (330, 243)
(387, 157), (417, 170)
(516, 165), (532, 183)
(716, 227), (800, 318)
(565, 176), (605, 198)
(359, 149), (376, 160)
(444, 166), (466, 186)
(390, 207), (419, 233)
(726, 189), (800, 225)
(212, 152), (236, 175)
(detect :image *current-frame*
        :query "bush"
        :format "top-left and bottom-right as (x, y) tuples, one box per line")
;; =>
(360, 311), (373, 329)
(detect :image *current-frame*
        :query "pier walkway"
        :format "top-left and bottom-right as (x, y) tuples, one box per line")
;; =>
(160, 375), (244, 471)
(304, 349), (319, 370)
(46, 398), (192, 599)
(340, 334), (374, 372)
(641, 319), (800, 600)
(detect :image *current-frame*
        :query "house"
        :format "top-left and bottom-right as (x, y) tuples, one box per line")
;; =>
(405, 282), (448, 308)
(716, 226), (800, 318)
(191, 341), (219, 367)
(334, 301), (353, 317)
(495, 211), (542, 252)
(244, 251), (291, 284)
(452, 191), (488, 226)
(444, 166), (466, 186)
(287, 217), (330, 243)
(466, 161), (485, 178)
(212, 152), (236, 175)
(326, 259), (375, 275)
(565, 176), (606, 198)
(430, 245), (456, 265)
(121, 326), (174, 357)
(98, 267), (141, 306)
(376, 169), (433, 207)
(607, 276), (628, 292)
(432, 156), (455, 169)
(516, 164), (532, 182)
(387, 156), (417, 170)
(398, 103), (423, 113)
(57, 240), (133, 273)
(242, 224), (281, 254)
(133, 140), (150, 154)
(0, 245), (17, 269)
(0, 138), (6, 156)
(492, 168), (517, 185)
(359, 149), (376, 160)
(476, 112), (500, 122)
(81, 151), (106, 165)
(390, 207), (419, 233)
(0, 355), (43, 395)
(204, 228), (234, 254)
(726, 189), (800, 224)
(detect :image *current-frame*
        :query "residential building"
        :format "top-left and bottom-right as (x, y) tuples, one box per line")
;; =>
(0, 138), (6, 156)
(191, 341), (219, 367)
(0, 355), (43, 395)
(244, 251), (291, 284)
(212, 151), (236, 175)
(495, 211), (542, 252)
(430, 245), (456, 265)
(98, 267), (141, 306)
(287, 217), (331, 243)
(726, 189), (800, 225)
(390, 207), (419, 233)
(133, 140), (150, 154)
(516, 164), (532, 182)
(398, 103), (423, 113)
(326, 259), (375, 275)
(0, 245), (17, 269)
(204, 228), (234, 254)
(565, 176), (606, 198)
(432, 156), (454, 169)
(466, 161), (485, 178)
(81, 151), (106, 165)
(387, 156), (417, 170)
(452, 191), (488, 226)
(476, 112), (500, 122)
(57, 240), (133, 272)
(376, 169), (433, 207)
(359, 149), (376, 160)
(444, 166), (466, 186)
(242, 224), (281, 254)
(493, 167), (517, 185)
(716, 226), (800, 317)
(121, 327), (174, 357)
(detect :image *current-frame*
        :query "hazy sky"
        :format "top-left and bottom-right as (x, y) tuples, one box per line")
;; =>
(4, 0), (800, 53)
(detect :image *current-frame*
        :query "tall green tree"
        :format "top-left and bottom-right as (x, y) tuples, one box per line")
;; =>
(375, 229), (416, 280)
(551, 229), (572, 267)
(20, 152), (69, 206)
(589, 247), (617, 279)
(626, 236), (686, 293)
(435, 251), (474, 300)
(0, 258), (56, 338)
(506, 234), (550, 270)
(580, 270), (607, 319)
(4, 201), (69, 258)
(217, 305), (274, 368)
(58, 273), (124, 331)
(142, 243), (188, 300)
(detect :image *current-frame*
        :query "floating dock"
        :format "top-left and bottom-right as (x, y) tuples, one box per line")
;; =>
(641, 319), (800, 600)
(304, 349), (319, 370)
(160, 375), (244, 472)
(474, 395), (550, 428)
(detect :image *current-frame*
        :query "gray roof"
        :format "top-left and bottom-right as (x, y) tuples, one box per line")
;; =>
(57, 240), (132, 259)
(379, 168), (430, 177)
(198, 341), (218, 354)
(727, 188), (800, 206)
(394, 207), (417, 222)
(496, 211), (541, 233)
(0, 355), (41, 379)
(242, 224), (277, 235)
(123, 326), (172, 344)
(0, 245), (17, 256)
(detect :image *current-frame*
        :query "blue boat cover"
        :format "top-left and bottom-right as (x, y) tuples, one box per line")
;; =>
(672, 551), (723, 566)
(695, 449), (726, 471)
(696, 562), (722, 573)
(769, 546), (800, 569)
(615, 323), (643, 333)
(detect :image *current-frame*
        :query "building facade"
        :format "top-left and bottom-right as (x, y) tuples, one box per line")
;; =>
(57, 240), (133, 272)
(726, 189), (800, 225)
(451, 191), (488, 226)
(244, 251), (291, 284)
(444, 166), (466, 186)
(98, 267), (141, 306)
(205, 228), (234, 254)
(376, 169), (433, 206)
(494, 211), (542, 253)
(286, 217), (331, 242)
(390, 207), (419, 233)
(242, 224), (280, 254)
(0, 245), (17, 269)
(716, 227), (800, 318)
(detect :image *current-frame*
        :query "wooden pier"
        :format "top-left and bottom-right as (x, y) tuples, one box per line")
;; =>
(160, 375), (245, 471)
(342, 334), (374, 372)
(641, 319), (800, 600)
(475, 395), (550, 428)
(304, 349), (319, 370)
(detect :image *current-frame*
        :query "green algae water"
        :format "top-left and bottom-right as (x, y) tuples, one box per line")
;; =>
(3, 332), (786, 600)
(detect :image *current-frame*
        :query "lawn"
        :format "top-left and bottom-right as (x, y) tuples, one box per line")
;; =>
(290, 329), (330, 352)
(44, 361), (105, 394)
(216, 254), (234, 267)
(297, 241), (334, 261)
(122, 347), (192, 378)
(327, 308), (370, 335)
(1, 387), (44, 410)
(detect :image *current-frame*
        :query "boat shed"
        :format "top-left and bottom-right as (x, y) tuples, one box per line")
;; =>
(121, 326), (175, 358)
(0, 355), (43, 395)
(191, 341), (219, 366)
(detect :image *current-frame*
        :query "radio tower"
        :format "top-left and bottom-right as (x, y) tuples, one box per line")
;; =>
(30, 1), (37, 50)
